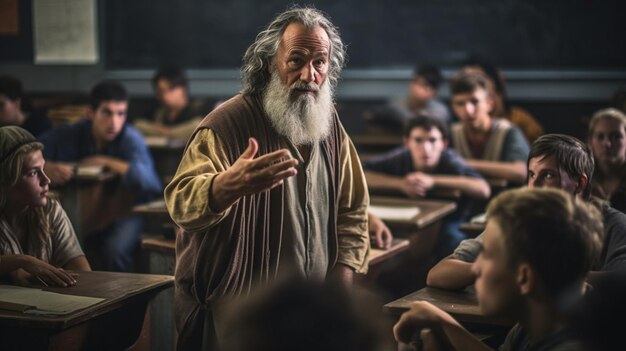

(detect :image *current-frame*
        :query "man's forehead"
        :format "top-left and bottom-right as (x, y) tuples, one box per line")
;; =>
(281, 23), (330, 52)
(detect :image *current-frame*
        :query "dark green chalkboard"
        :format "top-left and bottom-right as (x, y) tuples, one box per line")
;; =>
(104, 0), (626, 70)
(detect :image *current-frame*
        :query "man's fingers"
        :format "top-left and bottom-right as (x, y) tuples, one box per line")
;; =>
(240, 138), (259, 160)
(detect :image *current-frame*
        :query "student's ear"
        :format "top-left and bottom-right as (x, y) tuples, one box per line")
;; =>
(575, 174), (589, 196)
(516, 263), (534, 295)
(443, 139), (449, 149)
(86, 107), (96, 121)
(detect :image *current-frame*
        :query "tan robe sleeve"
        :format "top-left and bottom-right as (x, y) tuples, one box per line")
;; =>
(336, 125), (371, 274)
(164, 128), (232, 232)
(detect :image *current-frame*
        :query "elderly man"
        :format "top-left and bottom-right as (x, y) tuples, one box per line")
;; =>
(164, 7), (370, 350)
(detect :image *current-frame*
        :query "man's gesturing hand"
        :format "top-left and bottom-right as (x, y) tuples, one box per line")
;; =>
(210, 138), (299, 212)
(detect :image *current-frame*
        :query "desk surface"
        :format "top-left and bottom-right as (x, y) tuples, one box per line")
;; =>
(370, 196), (457, 229)
(0, 271), (173, 330)
(384, 287), (512, 326)
(369, 238), (409, 266)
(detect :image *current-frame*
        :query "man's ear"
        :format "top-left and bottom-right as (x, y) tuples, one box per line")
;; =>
(403, 137), (409, 148)
(443, 139), (449, 149)
(86, 107), (95, 120)
(575, 174), (589, 196)
(516, 263), (534, 296)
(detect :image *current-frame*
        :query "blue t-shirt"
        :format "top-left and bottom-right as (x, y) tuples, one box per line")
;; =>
(363, 147), (484, 220)
(39, 119), (162, 203)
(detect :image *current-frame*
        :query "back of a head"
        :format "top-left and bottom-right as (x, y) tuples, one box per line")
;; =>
(415, 64), (443, 90)
(0, 75), (22, 101)
(151, 65), (188, 89)
(89, 80), (128, 110)
(528, 134), (595, 200)
(487, 188), (603, 298)
(221, 278), (390, 351)
(403, 114), (449, 141)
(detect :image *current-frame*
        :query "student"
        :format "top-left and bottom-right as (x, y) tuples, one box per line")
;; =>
(449, 71), (529, 184)
(587, 108), (626, 213)
(394, 187), (602, 351)
(39, 81), (162, 272)
(368, 64), (451, 129)
(462, 58), (544, 143)
(427, 134), (626, 290)
(364, 115), (490, 257)
(134, 66), (209, 140)
(0, 75), (52, 137)
(0, 126), (90, 287)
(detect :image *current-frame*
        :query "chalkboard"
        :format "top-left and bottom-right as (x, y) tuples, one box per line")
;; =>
(104, 0), (626, 70)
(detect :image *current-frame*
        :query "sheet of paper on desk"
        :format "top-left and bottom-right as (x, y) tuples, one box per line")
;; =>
(369, 205), (420, 221)
(144, 136), (169, 147)
(76, 165), (105, 177)
(0, 285), (104, 315)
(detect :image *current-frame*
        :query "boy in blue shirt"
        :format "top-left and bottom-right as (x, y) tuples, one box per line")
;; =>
(40, 80), (162, 272)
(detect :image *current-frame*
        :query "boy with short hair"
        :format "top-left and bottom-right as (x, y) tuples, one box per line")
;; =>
(364, 115), (490, 257)
(39, 80), (162, 272)
(134, 65), (209, 139)
(394, 187), (602, 351)
(449, 71), (529, 184)
(427, 134), (626, 290)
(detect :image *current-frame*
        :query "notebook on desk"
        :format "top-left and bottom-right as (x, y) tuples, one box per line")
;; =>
(0, 285), (104, 315)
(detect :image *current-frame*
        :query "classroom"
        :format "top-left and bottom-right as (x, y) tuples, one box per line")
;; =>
(1, 1), (625, 350)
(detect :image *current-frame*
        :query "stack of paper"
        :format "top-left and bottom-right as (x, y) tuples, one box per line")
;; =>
(0, 285), (104, 315)
(76, 164), (104, 177)
(369, 205), (420, 222)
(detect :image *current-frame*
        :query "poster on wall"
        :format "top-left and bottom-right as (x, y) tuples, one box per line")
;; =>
(32, 0), (98, 64)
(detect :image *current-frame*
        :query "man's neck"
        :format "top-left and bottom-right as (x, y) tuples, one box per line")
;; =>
(519, 296), (569, 346)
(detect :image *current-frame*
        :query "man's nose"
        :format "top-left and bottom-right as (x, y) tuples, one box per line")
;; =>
(300, 63), (316, 83)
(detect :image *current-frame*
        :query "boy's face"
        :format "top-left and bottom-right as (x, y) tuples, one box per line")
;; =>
(589, 117), (626, 165)
(409, 77), (434, 102)
(528, 154), (580, 196)
(404, 127), (447, 171)
(0, 94), (21, 125)
(90, 100), (128, 145)
(155, 79), (188, 109)
(451, 88), (493, 131)
(472, 219), (523, 318)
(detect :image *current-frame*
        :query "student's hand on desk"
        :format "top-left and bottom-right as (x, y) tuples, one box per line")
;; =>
(212, 138), (298, 210)
(403, 172), (434, 198)
(368, 212), (393, 249)
(393, 301), (459, 344)
(11, 255), (77, 287)
(44, 162), (74, 185)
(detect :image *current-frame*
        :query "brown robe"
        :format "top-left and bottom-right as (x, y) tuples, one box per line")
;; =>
(173, 94), (343, 350)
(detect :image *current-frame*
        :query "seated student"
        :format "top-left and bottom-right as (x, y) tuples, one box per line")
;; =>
(134, 66), (209, 140)
(462, 58), (545, 143)
(449, 71), (530, 184)
(587, 108), (626, 213)
(427, 134), (626, 290)
(394, 187), (602, 351)
(368, 64), (451, 130)
(0, 126), (90, 287)
(39, 81), (162, 272)
(363, 115), (490, 258)
(0, 75), (52, 137)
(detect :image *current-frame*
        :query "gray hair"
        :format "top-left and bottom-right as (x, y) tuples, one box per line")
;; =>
(241, 6), (346, 95)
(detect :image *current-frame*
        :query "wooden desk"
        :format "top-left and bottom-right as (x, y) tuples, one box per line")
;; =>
(459, 222), (486, 237)
(384, 287), (511, 327)
(385, 287), (513, 348)
(55, 171), (134, 243)
(369, 197), (456, 297)
(0, 271), (174, 351)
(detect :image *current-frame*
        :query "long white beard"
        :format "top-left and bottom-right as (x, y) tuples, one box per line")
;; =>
(262, 71), (333, 145)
